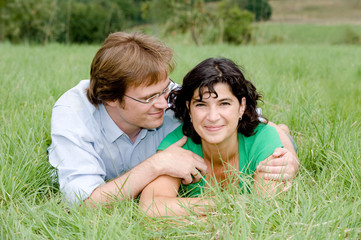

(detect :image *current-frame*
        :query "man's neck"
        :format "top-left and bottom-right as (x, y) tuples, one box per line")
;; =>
(104, 104), (142, 143)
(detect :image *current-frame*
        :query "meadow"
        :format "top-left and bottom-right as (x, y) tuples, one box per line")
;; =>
(1, 24), (361, 239)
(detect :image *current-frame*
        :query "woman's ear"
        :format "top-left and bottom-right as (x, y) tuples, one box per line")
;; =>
(186, 101), (191, 118)
(239, 97), (246, 117)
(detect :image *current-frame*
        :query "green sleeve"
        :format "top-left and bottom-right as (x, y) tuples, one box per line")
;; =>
(157, 124), (184, 151)
(247, 124), (284, 171)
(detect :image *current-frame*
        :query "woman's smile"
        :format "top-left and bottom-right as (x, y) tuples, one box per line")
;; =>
(204, 125), (224, 132)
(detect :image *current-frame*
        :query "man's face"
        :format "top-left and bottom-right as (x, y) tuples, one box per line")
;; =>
(105, 78), (171, 137)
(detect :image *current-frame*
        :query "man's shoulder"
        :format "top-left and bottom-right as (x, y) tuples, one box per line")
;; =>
(52, 80), (98, 119)
(54, 80), (90, 107)
(51, 80), (100, 135)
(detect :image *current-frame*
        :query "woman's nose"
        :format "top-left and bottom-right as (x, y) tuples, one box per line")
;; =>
(207, 107), (220, 121)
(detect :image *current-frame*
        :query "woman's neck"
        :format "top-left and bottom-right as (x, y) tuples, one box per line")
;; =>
(201, 132), (239, 165)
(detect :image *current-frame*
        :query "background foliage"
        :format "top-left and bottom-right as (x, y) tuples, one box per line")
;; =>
(0, 0), (269, 44)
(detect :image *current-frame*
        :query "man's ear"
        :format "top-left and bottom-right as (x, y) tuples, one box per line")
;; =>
(105, 99), (123, 108)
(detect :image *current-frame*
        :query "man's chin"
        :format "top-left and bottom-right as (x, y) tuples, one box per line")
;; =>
(143, 118), (164, 129)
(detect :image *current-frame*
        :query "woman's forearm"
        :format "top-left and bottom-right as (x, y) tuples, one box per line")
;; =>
(140, 195), (215, 217)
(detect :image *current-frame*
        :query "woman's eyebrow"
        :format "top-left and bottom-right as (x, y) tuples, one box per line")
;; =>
(218, 98), (233, 102)
(191, 98), (204, 103)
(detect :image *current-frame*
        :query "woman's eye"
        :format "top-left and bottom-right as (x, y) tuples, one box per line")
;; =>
(195, 103), (206, 107)
(220, 102), (230, 106)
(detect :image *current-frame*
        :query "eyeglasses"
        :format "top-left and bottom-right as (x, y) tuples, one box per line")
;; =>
(124, 79), (175, 104)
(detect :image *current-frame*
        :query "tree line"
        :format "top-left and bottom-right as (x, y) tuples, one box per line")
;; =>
(0, 0), (272, 45)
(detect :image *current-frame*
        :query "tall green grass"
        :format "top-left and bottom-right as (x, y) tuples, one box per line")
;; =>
(1, 29), (361, 238)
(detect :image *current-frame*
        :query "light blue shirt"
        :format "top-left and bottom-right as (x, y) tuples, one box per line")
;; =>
(48, 80), (180, 205)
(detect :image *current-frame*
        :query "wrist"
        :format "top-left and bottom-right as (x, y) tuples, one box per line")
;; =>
(147, 152), (164, 176)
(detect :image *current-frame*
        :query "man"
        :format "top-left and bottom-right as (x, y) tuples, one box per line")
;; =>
(48, 32), (298, 207)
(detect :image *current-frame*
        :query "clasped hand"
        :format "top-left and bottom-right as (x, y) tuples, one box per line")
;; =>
(256, 147), (299, 181)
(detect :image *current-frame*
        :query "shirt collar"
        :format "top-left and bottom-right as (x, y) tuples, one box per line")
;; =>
(99, 104), (124, 143)
(99, 104), (153, 143)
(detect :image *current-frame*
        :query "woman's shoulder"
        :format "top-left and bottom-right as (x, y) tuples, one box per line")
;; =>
(157, 124), (184, 151)
(239, 123), (282, 151)
(157, 124), (203, 156)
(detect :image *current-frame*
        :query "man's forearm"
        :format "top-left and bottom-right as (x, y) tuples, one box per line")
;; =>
(268, 122), (298, 158)
(85, 155), (161, 206)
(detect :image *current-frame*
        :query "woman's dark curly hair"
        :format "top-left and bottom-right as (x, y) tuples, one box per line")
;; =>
(168, 57), (266, 144)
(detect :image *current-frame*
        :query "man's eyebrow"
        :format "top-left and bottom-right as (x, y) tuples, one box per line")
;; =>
(140, 81), (170, 99)
(141, 92), (158, 100)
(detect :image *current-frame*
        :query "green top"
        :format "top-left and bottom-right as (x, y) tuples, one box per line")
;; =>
(158, 123), (283, 197)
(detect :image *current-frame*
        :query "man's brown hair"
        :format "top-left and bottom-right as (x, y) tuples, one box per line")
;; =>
(87, 32), (174, 105)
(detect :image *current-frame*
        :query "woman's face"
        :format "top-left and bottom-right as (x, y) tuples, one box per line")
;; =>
(188, 82), (246, 145)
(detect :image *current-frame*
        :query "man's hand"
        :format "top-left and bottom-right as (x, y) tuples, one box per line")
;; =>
(256, 148), (299, 181)
(153, 136), (207, 185)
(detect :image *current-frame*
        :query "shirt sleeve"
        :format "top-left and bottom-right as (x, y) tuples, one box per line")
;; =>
(48, 105), (106, 206)
(247, 124), (284, 172)
(157, 124), (184, 151)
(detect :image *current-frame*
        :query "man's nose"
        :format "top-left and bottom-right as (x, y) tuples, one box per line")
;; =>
(153, 94), (168, 109)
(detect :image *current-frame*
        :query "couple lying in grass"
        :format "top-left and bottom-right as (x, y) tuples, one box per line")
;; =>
(139, 57), (298, 217)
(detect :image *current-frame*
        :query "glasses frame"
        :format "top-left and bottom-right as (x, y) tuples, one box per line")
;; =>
(124, 79), (175, 104)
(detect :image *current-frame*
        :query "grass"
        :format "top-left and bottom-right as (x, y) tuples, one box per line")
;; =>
(253, 23), (361, 45)
(1, 24), (361, 239)
(269, 0), (361, 24)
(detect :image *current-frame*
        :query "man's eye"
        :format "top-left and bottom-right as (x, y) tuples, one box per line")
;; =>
(145, 94), (158, 102)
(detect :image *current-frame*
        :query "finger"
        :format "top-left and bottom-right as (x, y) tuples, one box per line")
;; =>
(256, 165), (287, 174)
(191, 170), (202, 183)
(182, 174), (193, 185)
(271, 147), (287, 157)
(172, 136), (187, 147)
(191, 152), (205, 163)
(261, 173), (292, 181)
(258, 157), (289, 167)
(192, 157), (207, 176)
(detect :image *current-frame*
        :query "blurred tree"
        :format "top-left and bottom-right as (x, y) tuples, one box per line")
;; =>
(216, 0), (254, 44)
(57, 0), (143, 43)
(219, 3), (253, 44)
(143, 0), (213, 45)
(245, 0), (271, 21)
(142, 0), (255, 45)
(0, 0), (62, 43)
(222, 0), (272, 21)
(0, 0), (146, 44)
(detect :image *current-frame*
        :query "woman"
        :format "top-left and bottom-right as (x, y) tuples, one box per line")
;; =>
(140, 58), (289, 217)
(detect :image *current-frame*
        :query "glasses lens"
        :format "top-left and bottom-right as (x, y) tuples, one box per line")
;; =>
(146, 80), (174, 104)
(146, 94), (159, 104)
